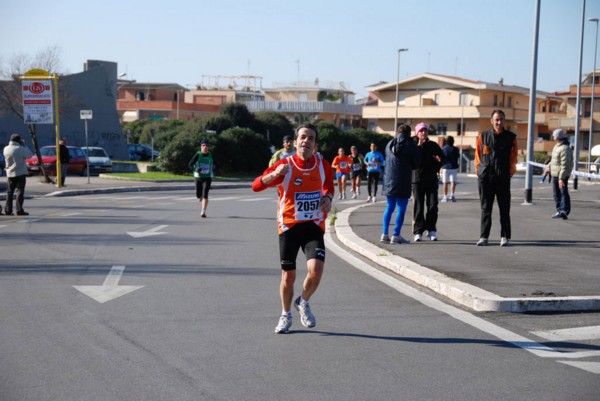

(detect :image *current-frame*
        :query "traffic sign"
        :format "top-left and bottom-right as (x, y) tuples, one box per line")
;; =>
(80, 110), (93, 119)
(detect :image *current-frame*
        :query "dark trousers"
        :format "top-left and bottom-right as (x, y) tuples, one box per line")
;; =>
(478, 177), (511, 239)
(412, 181), (439, 235)
(367, 171), (380, 196)
(551, 177), (570, 215)
(195, 177), (212, 199)
(5, 175), (27, 214)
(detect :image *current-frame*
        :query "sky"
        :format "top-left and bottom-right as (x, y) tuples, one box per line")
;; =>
(2, 0), (600, 99)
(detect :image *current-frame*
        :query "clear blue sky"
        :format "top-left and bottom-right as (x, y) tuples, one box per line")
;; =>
(2, 0), (599, 98)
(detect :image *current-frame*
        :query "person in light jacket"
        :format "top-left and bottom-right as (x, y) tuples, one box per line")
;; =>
(3, 134), (33, 216)
(547, 128), (573, 220)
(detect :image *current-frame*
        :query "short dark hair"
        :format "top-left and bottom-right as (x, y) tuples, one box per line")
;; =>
(397, 123), (411, 137)
(446, 135), (454, 146)
(295, 122), (319, 141)
(491, 109), (505, 119)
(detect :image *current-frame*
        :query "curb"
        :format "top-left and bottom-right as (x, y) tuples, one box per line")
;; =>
(334, 203), (600, 313)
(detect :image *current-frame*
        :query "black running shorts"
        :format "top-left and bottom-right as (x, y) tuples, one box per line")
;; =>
(278, 222), (326, 271)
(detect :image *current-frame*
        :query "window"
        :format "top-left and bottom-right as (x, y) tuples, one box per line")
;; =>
(493, 94), (498, 107)
(398, 94), (406, 106)
(368, 121), (377, 131)
(437, 123), (448, 136)
(507, 96), (512, 108)
(456, 122), (464, 136)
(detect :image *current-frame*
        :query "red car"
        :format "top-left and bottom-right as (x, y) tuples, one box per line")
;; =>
(26, 146), (89, 176)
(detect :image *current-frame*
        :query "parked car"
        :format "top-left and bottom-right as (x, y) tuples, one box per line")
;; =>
(26, 146), (88, 176)
(128, 144), (159, 161)
(81, 146), (113, 175)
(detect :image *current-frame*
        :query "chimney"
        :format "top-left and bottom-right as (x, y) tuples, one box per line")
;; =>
(499, 78), (504, 86)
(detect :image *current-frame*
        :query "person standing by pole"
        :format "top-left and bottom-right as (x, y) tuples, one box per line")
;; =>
(547, 129), (573, 220)
(474, 110), (518, 247)
(3, 134), (33, 216)
(58, 138), (70, 186)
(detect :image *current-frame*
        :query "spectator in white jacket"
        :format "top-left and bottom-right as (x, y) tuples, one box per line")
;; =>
(3, 134), (33, 216)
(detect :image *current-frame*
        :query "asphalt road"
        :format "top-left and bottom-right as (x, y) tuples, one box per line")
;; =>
(0, 188), (599, 400)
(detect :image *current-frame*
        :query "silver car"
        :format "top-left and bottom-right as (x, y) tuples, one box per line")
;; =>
(81, 146), (113, 175)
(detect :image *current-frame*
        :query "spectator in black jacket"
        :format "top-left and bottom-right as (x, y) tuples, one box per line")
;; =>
(412, 123), (445, 242)
(380, 124), (421, 244)
(441, 135), (460, 202)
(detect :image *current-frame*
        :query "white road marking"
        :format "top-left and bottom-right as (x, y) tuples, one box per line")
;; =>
(532, 326), (600, 342)
(239, 197), (273, 202)
(557, 361), (600, 374)
(325, 230), (600, 372)
(127, 225), (169, 238)
(73, 265), (144, 304)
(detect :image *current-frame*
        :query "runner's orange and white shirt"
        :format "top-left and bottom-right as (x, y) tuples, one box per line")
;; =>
(332, 155), (352, 174)
(276, 154), (328, 234)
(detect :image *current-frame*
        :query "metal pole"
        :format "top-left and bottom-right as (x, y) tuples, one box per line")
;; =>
(459, 92), (465, 173)
(524, 0), (541, 204)
(53, 73), (62, 188)
(574, 0), (587, 190)
(85, 119), (90, 184)
(588, 18), (599, 175)
(394, 48), (408, 134)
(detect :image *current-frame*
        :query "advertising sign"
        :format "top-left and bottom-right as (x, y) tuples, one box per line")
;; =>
(22, 80), (53, 124)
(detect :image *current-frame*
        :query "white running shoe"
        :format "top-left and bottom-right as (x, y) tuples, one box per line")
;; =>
(294, 296), (316, 328)
(441, 196), (448, 203)
(380, 234), (390, 243)
(351, 192), (357, 199)
(342, 192), (346, 200)
(366, 196), (372, 203)
(500, 237), (510, 247)
(274, 314), (292, 334)
(372, 196), (376, 203)
(413, 233), (423, 242)
(428, 231), (438, 241)
(476, 238), (488, 246)
(391, 235), (410, 244)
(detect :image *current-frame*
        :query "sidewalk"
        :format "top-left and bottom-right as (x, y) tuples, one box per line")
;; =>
(334, 176), (600, 313)
(2, 174), (599, 313)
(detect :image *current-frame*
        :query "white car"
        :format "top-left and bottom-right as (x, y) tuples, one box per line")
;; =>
(81, 146), (113, 175)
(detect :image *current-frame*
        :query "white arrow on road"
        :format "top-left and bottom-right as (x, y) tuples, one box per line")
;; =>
(73, 265), (144, 303)
(127, 224), (169, 238)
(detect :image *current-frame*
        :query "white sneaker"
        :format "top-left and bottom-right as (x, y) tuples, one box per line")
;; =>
(413, 234), (422, 242)
(380, 234), (390, 243)
(391, 235), (410, 244)
(274, 314), (292, 334)
(428, 231), (438, 241)
(342, 192), (346, 200)
(351, 192), (357, 199)
(441, 196), (448, 203)
(372, 196), (376, 203)
(500, 237), (510, 247)
(294, 296), (316, 328)
(366, 196), (372, 203)
(476, 238), (488, 246)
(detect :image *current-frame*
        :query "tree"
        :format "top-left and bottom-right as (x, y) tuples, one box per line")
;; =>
(0, 45), (74, 183)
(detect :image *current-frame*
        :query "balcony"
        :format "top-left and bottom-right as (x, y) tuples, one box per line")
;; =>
(243, 101), (362, 116)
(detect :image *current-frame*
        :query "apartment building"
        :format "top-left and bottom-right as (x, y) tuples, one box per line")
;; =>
(243, 81), (363, 128)
(362, 73), (563, 155)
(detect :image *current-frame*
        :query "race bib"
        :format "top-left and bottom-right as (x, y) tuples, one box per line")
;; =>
(199, 163), (210, 175)
(294, 191), (322, 221)
(353, 163), (362, 171)
(340, 161), (348, 169)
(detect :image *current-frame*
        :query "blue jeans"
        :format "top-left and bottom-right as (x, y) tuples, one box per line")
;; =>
(552, 177), (570, 216)
(382, 196), (409, 237)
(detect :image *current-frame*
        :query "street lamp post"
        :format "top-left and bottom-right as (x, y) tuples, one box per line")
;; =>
(394, 48), (408, 134)
(459, 92), (466, 173)
(573, 0), (586, 190)
(588, 17), (599, 174)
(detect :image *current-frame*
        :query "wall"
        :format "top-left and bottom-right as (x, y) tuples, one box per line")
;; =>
(0, 60), (127, 160)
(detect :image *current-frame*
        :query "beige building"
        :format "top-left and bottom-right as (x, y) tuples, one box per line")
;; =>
(362, 73), (564, 156)
(243, 81), (363, 128)
(550, 70), (600, 157)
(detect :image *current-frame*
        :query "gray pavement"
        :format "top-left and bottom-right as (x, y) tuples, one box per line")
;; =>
(2, 173), (599, 313)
